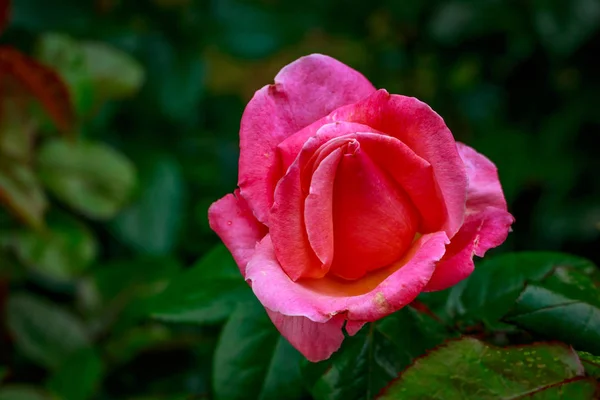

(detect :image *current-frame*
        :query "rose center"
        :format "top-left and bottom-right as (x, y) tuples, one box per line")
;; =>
(328, 145), (419, 280)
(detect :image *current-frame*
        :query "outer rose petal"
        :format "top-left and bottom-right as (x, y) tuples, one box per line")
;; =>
(209, 190), (347, 363)
(331, 90), (468, 237)
(238, 54), (376, 224)
(245, 232), (449, 324)
(425, 209), (513, 291)
(424, 143), (514, 291)
(266, 309), (346, 362)
(345, 321), (366, 336)
(208, 190), (267, 274)
(455, 142), (508, 211)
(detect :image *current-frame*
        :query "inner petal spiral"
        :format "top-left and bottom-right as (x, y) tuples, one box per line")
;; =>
(327, 143), (419, 280)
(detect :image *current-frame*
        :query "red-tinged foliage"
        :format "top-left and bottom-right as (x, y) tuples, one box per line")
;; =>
(0, 47), (75, 134)
(0, 0), (8, 35)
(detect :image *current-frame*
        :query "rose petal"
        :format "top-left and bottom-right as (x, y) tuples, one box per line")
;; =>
(345, 321), (366, 336)
(208, 190), (267, 275)
(424, 209), (514, 291)
(238, 54), (376, 224)
(304, 147), (343, 267)
(456, 142), (508, 211)
(424, 144), (514, 291)
(329, 147), (419, 280)
(332, 90), (468, 237)
(270, 122), (380, 281)
(273, 125), (445, 281)
(266, 309), (346, 362)
(356, 133), (443, 233)
(245, 231), (449, 323)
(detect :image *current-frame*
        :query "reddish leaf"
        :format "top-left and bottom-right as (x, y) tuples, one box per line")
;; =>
(378, 338), (600, 399)
(0, 47), (76, 134)
(0, 0), (9, 35)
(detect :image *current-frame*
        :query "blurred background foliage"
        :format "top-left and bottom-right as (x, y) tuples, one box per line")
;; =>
(0, 0), (599, 399)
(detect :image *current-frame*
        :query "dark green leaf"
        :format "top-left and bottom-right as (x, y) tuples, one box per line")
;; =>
(111, 157), (184, 255)
(10, 213), (97, 281)
(7, 293), (90, 369)
(46, 347), (103, 400)
(104, 325), (172, 366)
(448, 252), (594, 325)
(578, 352), (600, 379)
(505, 265), (600, 355)
(378, 338), (597, 400)
(213, 298), (305, 400)
(527, 379), (599, 399)
(84, 257), (180, 309)
(147, 244), (252, 324)
(38, 138), (137, 220)
(303, 307), (453, 400)
(80, 257), (180, 333)
(0, 249), (26, 281)
(0, 386), (51, 400)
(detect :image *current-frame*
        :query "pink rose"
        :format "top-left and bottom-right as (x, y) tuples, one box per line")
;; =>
(208, 54), (514, 362)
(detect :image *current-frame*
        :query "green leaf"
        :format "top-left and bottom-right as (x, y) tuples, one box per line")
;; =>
(10, 213), (97, 281)
(0, 386), (51, 400)
(80, 41), (145, 100)
(505, 265), (600, 355)
(7, 293), (90, 369)
(46, 347), (103, 400)
(104, 325), (172, 366)
(303, 307), (453, 400)
(80, 257), (180, 332)
(578, 352), (600, 379)
(111, 157), (183, 255)
(213, 298), (306, 400)
(35, 33), (144, 113)
(0, 249), (26, 281)
(85, 257), (180, 308)
(447, 252), (594, 325)
(527, 379), (599, 399)
(378, 338), (597, 400)
(38, 138), (137, 220)
(0, 159), (47, 230)
(147, 244), (252, 324)
(35, 33), (95, 116)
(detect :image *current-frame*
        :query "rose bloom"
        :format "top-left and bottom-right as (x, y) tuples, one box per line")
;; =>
(209, 54), (514, 362)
